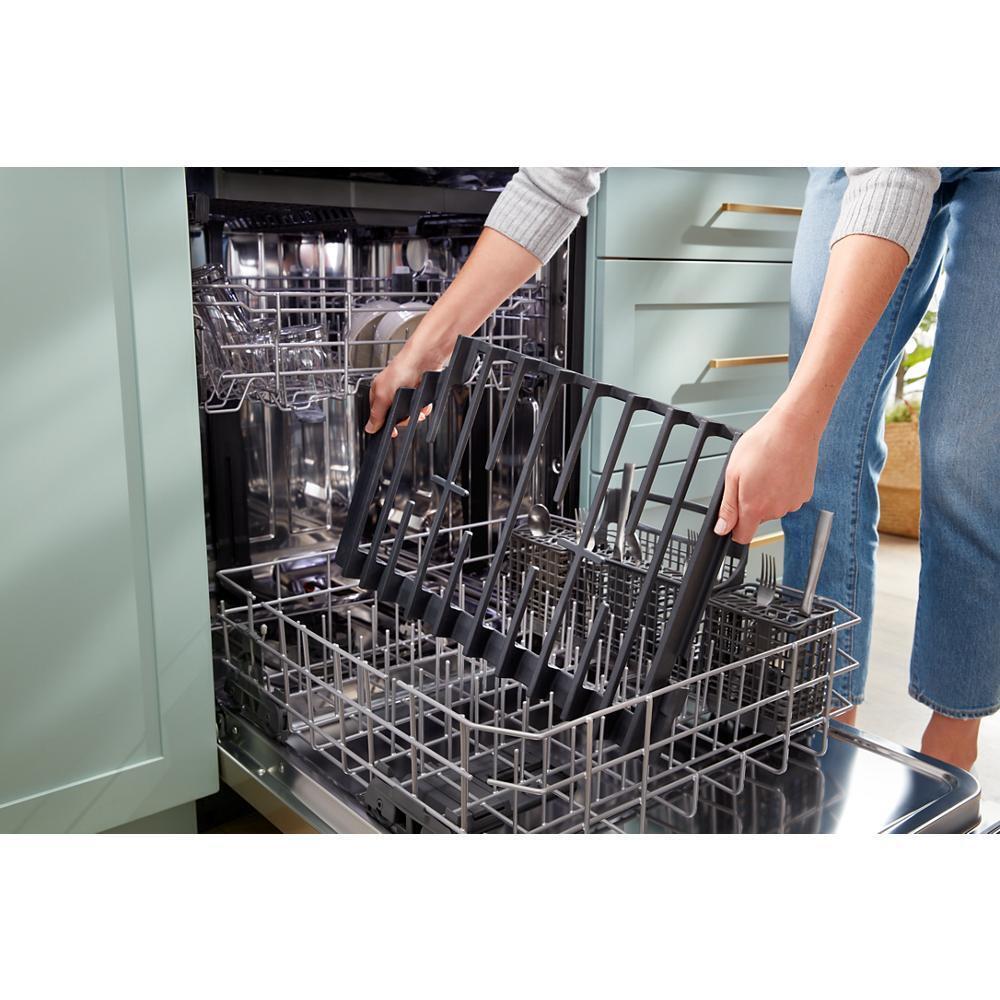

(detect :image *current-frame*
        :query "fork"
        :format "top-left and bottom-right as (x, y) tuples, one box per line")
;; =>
(755, 553), (778, 609)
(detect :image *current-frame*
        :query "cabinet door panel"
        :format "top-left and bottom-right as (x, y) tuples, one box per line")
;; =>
(593, 167), (807, 262)
(586, 259), (791, 474)
(0, 169), (217, 832)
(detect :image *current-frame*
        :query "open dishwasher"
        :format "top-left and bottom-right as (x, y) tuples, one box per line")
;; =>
(188, 168), (981, 833)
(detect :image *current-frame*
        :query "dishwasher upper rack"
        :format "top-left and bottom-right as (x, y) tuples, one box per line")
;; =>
(214, 577), (860, 833)
(193, 271), (547, 412)
(334, 338), (750, 752)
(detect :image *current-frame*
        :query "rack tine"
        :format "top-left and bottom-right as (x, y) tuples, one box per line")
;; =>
(486, 355), (529, 471)
(560, 601), (610, 720)
(497, 565), (539, 679)
(427, 335), (478, 443)
(426, 529), (473, 634)
(377, 499), (414, 596)
(625, 410), (679, 537)
(553, 384), (607, 506)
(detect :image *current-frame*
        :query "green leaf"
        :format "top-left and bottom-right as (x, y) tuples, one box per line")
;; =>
(901, 344), (933, 370)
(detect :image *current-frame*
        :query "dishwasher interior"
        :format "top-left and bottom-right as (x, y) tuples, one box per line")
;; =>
(187, 168), (981, 833)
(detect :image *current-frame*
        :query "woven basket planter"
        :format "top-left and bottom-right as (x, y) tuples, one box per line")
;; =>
(878, 419), (921, 538)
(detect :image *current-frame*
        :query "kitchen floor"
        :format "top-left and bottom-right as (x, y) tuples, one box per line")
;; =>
(865, 534), (1000, 815)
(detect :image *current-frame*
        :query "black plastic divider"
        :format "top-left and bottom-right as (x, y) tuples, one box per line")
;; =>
(334, 342), (747, 751)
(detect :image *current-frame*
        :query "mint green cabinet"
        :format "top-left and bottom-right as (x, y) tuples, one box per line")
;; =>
(585, 258), (793, 475)
(0, 169), (217, 833)
(592, 168), (806, 262)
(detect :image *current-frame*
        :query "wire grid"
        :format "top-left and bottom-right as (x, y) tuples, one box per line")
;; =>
(700, 585), (839, 734)
(216, 574), (859, 833)
(194, 274), (547, 412)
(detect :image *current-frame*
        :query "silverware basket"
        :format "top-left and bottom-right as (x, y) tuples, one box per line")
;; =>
(701, 585), (840, 734)
(601, 530), (743, 667)
(504, 515), (604, 641)
(503, 517), (745, 694)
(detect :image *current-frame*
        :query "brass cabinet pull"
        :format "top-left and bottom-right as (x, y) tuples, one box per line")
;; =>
(708, 354), (789, 369)
(749, 530), (784, 548)
(719, 202), (803, 217)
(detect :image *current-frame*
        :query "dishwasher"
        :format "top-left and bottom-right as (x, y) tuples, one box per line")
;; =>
(187, 167), (981, 834)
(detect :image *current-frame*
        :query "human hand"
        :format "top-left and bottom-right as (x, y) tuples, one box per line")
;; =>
(713, 400), (822, 545)
(364, 329), (455, 437)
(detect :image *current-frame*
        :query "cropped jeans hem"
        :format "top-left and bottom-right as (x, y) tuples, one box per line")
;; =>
(907, 686), (1000, 721)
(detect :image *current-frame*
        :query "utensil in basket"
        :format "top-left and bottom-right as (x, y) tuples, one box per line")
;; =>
(801, 510), (834, 614)
(755, 554), (777, 609)
(613, 463), (635, 560)
(528, 502), (552, 538)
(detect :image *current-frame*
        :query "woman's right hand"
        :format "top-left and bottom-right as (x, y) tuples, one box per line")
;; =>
(364, 229), (543, 435)
(364, 326), (455, 435)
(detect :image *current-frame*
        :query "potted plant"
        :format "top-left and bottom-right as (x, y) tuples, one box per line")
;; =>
(877, 309), (935, 538)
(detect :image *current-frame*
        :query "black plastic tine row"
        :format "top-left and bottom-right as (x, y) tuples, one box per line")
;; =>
(335, 339), (747, 751)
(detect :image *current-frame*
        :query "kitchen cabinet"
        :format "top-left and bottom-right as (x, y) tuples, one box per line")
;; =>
(0, 169), (217, 833)
(594, 167), (804, 262)
(582, 167), (808, 569)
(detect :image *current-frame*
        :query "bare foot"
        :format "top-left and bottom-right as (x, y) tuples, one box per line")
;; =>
(920, 712), (980, 771)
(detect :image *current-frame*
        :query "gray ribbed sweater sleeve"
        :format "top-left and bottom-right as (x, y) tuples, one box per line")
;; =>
(831, 168), (941, 262)
(485, 168), (605, 263)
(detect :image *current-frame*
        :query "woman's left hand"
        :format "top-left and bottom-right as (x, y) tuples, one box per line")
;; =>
(713, 399), (823, 545)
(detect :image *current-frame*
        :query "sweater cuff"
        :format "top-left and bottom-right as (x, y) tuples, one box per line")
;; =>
(830, 168), (939, 263)
(485, 174), (584, 264)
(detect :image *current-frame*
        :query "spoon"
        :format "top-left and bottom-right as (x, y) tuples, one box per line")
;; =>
(528, 502), (552, 539)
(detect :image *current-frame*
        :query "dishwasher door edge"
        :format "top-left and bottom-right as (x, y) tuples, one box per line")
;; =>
(831, 723), (982, 834)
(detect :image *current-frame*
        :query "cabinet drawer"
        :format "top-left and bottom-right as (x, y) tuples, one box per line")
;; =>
(586, 259), (790, 474)
(593, 168), (807, 262)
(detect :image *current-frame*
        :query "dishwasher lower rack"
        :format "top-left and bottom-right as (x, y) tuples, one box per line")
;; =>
(216, 573), (860, 834)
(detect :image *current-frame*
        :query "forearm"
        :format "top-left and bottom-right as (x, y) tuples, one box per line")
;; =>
(399, 227), (541, 369)
(776, 233), (909, 432)
(714, 232), (909, 541)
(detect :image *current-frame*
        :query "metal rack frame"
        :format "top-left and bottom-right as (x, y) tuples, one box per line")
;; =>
(215, 568), (859, 834)
(194, 269), (548, 412)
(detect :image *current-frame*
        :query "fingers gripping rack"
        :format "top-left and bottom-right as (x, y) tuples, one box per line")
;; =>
(334, 339), (748, 751)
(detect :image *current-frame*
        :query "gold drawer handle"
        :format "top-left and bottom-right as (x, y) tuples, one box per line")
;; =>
(719, 202), (803, 217)
(708, 354), (789, 369)
(749, 530), (784, 548)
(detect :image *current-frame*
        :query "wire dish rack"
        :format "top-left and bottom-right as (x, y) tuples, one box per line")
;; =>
(192, 266), (546, 412)
(216, 545), (859, 834)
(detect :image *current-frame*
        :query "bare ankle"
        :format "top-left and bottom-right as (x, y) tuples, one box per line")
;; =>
(920, 712), (980, 771)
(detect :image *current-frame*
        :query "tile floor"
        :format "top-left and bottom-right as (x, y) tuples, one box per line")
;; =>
(862, 534), (1000, 811)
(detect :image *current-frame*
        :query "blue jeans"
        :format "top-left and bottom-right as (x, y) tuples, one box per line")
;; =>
(782, 168), (1000, 719)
